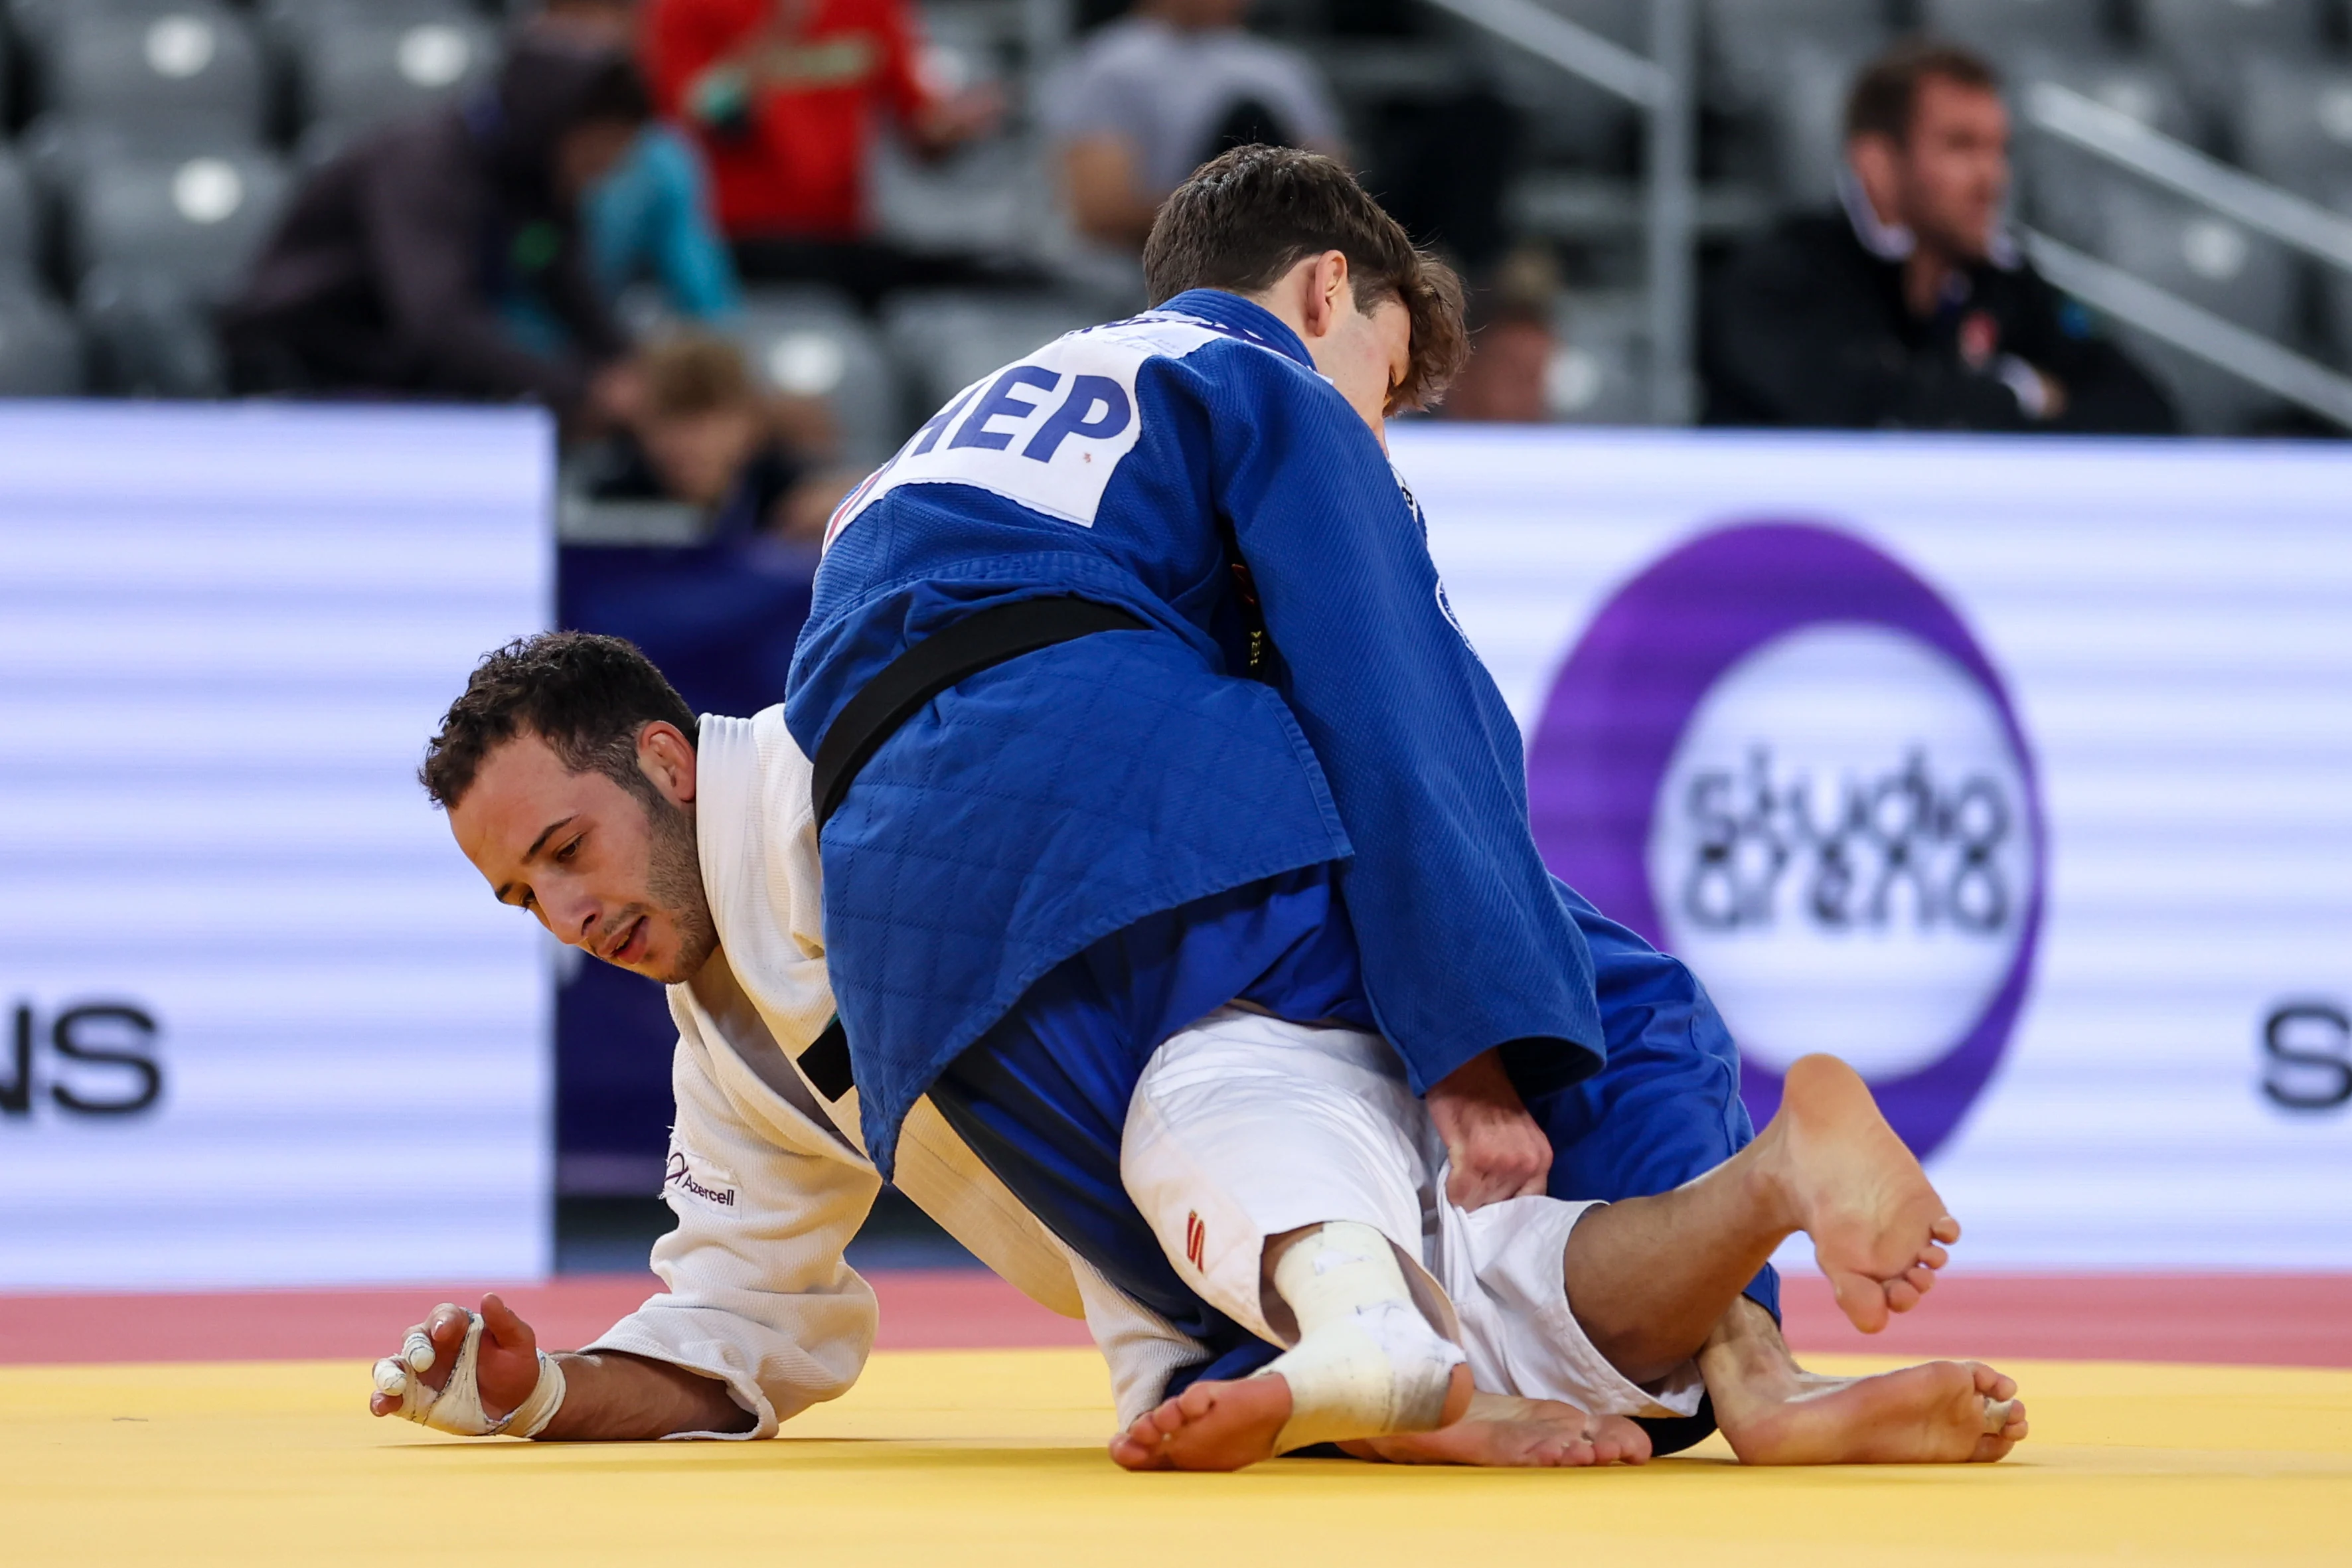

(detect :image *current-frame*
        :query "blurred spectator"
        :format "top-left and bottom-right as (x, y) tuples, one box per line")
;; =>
(1047, 0), (1345, 253)
(1440, 295), (1556, 424)
(645, 0), (1003, 303)
(1701, 42), (2177, 434)
(589, 332), (858, 542)
(221, 35), (648, 426)
(1441, 250), (1563, 424)
(532, 0), (742, 321)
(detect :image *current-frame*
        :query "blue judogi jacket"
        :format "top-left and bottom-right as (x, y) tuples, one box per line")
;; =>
(786, 289), (1605, 1172)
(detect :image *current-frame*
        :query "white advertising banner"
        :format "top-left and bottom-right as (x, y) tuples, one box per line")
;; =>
(1393, 426), (2352, 1269)
(0, 406), (554, 1289)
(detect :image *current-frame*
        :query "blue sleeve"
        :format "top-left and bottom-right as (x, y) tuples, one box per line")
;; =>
(1203, 349), (1605, 1094)
(643, 129), (741, 320)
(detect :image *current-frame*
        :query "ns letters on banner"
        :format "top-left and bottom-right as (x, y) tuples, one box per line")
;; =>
(1, 1002), (165, 1120)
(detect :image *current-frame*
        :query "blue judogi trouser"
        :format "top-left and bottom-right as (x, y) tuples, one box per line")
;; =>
(927, 872), (1776, 1456)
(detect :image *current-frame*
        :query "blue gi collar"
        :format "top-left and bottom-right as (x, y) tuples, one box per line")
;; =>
(1150, 290), (1318, 373)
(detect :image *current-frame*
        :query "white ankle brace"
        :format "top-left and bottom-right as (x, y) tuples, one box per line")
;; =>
(372, 1313), (566, 1439)
(1257, 1221), (1464, 1453)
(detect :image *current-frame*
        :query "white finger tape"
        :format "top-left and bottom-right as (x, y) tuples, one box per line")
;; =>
(379, 1312), (566, 1439)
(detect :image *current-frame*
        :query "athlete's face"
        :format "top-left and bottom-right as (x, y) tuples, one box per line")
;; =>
(1318, 289), (1414, 444)
(448, 727), (718, 984)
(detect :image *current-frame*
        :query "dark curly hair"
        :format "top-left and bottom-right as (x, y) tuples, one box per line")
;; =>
(420, 632), (698, 811)
(1142, 144), (1468, 413)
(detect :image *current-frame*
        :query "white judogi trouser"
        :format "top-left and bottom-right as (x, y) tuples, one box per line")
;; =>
(1122, 1006), (1707, 1420)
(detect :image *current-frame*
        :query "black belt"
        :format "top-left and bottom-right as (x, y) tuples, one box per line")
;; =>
(797, 595), (1148, 1103)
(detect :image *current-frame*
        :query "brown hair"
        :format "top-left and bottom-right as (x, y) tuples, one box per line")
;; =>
(1142, 144), (1467, 412)
(420, 633), (698, 811)
(639, 333), (759, 421)
(1845, 40), (2001, 146)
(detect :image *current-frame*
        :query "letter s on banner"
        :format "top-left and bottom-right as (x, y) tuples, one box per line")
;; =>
(2263, 1002), (2352, 1112)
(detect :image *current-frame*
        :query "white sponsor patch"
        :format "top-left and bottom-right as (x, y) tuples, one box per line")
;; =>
(663, 1148), (740, 1210)
(824, 315), (1229, 548)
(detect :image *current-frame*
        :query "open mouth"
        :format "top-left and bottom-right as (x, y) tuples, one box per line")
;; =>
(603, 917), (649, 966)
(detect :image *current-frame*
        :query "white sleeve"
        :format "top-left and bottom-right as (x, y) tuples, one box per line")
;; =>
(581, 1007), (883, 1440)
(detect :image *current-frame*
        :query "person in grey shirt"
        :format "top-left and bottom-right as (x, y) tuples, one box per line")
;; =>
(1046, 0), (1345, 253)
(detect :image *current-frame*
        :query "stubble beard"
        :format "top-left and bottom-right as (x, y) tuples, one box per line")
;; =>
(643, 791), (719, 983)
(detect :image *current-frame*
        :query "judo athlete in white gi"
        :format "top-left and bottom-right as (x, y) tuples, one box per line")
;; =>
(370, 635), (2027, 1470)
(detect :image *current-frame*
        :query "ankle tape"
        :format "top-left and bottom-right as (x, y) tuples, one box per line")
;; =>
(1259, 1221), (1462, 1453)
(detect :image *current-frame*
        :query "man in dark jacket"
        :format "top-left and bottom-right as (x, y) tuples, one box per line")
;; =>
(1701, 42), (2177, 434)
(222, 35), (649, 422)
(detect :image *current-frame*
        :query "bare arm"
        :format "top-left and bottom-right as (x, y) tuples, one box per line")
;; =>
(1062, 135), (1160, 250)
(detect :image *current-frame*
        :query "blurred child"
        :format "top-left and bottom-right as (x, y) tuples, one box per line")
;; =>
(593, 333), (858, 541)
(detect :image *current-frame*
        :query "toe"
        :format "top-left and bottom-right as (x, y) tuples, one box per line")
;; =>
(1932, 1215), (1962, 1244)
(1832, 1271), (1891, 1333)
(1884, 1278), (1922, 1314)
(1919, 1242), (1950, 1270)
(1109, 1434), (1170, 1472)
(1904, 1263), (1936, 1294)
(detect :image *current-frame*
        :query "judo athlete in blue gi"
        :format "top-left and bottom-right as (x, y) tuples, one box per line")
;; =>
(788, 147), (2025, 1470)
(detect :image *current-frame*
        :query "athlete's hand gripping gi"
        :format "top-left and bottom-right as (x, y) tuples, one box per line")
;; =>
(371, 1294), (566, 1438)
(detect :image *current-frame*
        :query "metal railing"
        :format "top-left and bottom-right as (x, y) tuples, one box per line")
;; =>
(2021, 80), (2352, 430)
(1420, 0), (1697, 424)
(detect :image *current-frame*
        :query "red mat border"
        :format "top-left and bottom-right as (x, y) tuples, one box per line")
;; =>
(1, 1271), (2344, 1368)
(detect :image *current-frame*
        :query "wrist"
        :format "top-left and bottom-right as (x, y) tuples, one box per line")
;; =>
(495, 1352), (567, 1440)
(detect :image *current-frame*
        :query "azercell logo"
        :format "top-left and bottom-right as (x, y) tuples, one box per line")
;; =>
(1528, 524), (2045, 1159)
(663, 1152), (736, 1208)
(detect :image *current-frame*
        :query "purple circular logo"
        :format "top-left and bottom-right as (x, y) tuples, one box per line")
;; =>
(1529, 523), (2045, 1157)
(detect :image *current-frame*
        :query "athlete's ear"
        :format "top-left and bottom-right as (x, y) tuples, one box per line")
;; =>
(636, 722), (699, 807)
(1298, 250), (1352, 341)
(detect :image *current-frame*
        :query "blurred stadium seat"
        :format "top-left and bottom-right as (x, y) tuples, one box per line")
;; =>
(1705, 0), (1890, 110)
(2016, 52), (2200, 250)
(1546, 290), (1652, 424)
(2140, 0), (2332, 123)
(728, 287), (905, 469)
(292, 12), (501, 163)
(2325, 175), (2352, 370)
(1915, 0), (2114, 62)
(0, 284), (84, 395)
(1761, 34), (1887, 204)
(65, 149), (291, 396)
(66, 148), (289, 301)
(1490, 0), (1646, 170)
(880, 289), (1101, 419)
(78, 267), (222, 395)
(29, 2), (268, 147)
(2088, 179), (2299, 431)
(2230, 57), (2352, 199)
(0, 151), (39, 285)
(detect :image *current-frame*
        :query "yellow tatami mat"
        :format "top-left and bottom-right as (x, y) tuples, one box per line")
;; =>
(5, 1350), (2347, 1567)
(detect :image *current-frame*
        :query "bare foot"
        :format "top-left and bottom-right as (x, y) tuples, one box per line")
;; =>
(1109, 1364), (1474, 1472)
(1716, 1359), (2028, 1465)
(1770, 1054), (1960, 1332)
(1343, 1391), (1654, 1468)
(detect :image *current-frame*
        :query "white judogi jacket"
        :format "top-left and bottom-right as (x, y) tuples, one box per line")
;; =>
(580, 708), (1204, 1437)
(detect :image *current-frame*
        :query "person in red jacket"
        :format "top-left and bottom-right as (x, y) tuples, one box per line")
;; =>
(645, 0), (1000, 304)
